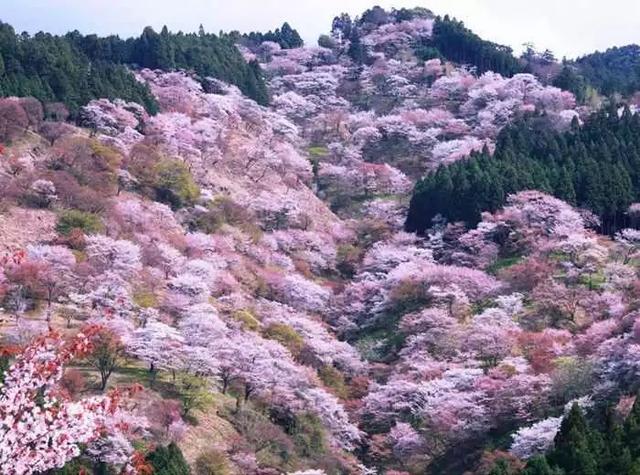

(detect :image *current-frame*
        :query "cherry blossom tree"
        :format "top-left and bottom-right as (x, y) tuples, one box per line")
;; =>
(615, 228), (640, 264)
(463, 308), (521, 372)
(256, 299), (364, 374)
(0, 329), (146, 474)
(26, 244), (76, 314)
(78, 99), (146, 136)
(509, 416), (562, 459)
(85, 235), (142, 280)
(127, 320), (185, 385)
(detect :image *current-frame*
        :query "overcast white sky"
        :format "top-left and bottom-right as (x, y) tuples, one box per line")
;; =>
(2, 0), (639, 59)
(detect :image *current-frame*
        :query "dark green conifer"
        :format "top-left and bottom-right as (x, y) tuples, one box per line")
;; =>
(547, 404), (601, 475)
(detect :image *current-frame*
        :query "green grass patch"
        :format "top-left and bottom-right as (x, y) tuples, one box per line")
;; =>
(307, 146), (329, 158)
(487, 256), (523, 275)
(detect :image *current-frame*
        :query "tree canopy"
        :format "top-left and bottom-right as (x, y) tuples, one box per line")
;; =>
(0, 22), (157, 114)
(407, 108), (640, 235)
(0, 21), (269, 115)
(235, 22), (304, 49)
(418, 15), (523, 77)
(574, 45), (640, 96)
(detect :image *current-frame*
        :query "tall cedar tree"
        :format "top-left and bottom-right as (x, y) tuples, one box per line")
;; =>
(146, 443), (190, 475)
(547, 404), (603, 475)
(407, 109), (640, 235)
(523, 456), (563, 475)
(238, 22), (303, 49)
(0, 21), (269, 115)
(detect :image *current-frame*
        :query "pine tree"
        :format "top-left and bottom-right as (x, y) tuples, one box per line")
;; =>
(554, 166), (577, 204)
(602, 408), (633, 474)
(523, 456), (563, 475)
(348, 28), (366, 64)
(146, 443), (190, 475)
(625, 395), (640, 458)
(547, 404), (601, 475)
(407, 111), (640, 234)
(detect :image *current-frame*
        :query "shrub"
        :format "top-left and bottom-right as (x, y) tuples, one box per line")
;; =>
(154, 159), (200, 209)
(146, 442), (190, 475)
(291, 413), (327, 457)
(195, 449), (231, 475)
(233, 309), (260, 331)
(262, 323), (305, 358)
(56, 209), (103, 235)
(318, 365), (349, 399)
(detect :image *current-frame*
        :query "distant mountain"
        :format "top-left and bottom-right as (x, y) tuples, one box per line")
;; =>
(573, 44), (640, 96)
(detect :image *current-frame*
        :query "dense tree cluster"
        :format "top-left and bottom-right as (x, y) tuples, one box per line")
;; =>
(511, 400), (640, 475)
(573, 45), (640, 96)
(5, 3), (640, 474)
(0, 64), (363, 474)
(407, 108), (640, 234)
(552, 65), (590, 105)
(0, 20), (269, 114)
(236, 22), (304, 49)
(0, 329), (147, 473)
(330, 7), (522, 76)
(423, 15), (523, 77)
(0, 22), (157, 115)
(70, 25), (269, 105)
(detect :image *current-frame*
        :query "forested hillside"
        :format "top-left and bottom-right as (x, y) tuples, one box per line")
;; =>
(511, 401), (640, 475)
(235, 22), (304, 50)
(332, 6), (522, 76)
(574, 45), (640, 96)
(4, 5), (640, 475)
(425, 15), (523, 76)
(407, 107), (640, 234)
(0, 21), (268, 113)
(0, 22), (158, 114)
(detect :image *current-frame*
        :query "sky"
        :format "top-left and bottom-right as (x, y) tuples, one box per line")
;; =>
(2, 0), (639, 59)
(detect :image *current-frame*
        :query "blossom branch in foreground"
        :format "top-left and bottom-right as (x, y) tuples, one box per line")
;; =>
(0, 328), (145, 475)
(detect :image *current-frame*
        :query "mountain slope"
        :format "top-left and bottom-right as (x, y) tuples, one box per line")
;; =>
(3, 6), (640, 475)
(0, 21), (268, 113)
(406, 108), (640, 234)
(574, 44), (640, 96)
